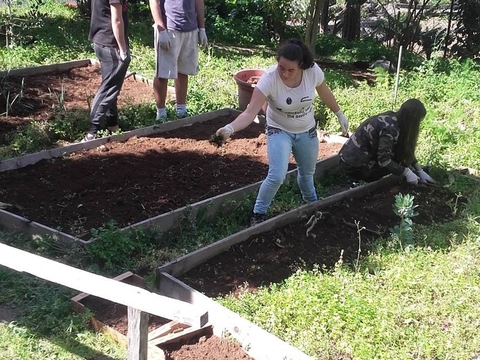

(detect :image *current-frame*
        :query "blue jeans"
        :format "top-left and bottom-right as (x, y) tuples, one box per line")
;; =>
(89, 43), (131, 134)
(253, 126), (318, 215)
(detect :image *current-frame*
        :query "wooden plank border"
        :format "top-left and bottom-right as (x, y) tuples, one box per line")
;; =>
(0, 108), (235, 173)
(0, 244), (208, 328)
(0, 59), (94, 78)
(0, 209), (86, 245)
(158, 271), (314, 360)
(114, 154), (341, 243)
(156, 174), (400, 277)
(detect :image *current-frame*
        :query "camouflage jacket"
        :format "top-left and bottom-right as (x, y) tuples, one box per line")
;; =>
(339, 112), (417, 176)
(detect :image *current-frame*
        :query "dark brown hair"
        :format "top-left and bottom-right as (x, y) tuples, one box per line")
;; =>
(394, 98), (427, 166)
(276, 38), (314, 70)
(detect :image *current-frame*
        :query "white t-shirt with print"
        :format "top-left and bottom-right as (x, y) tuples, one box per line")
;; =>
(256, 63), (325, 134)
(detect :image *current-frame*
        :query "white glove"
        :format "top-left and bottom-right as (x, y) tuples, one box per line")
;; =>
(416, 169), (436, 184)
(119, 49), (130, 62)
(215, 124), (234, 139)
(198, 28), (208, 48)
(335, 109), (349, 136)
(158, 29), (171, 51)
(403, 168), (419, 185)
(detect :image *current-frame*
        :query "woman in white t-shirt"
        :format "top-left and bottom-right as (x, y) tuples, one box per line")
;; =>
(216, 38), (349, 226)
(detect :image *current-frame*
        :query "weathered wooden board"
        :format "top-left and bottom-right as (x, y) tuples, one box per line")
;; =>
(157, 174), (399, 277)
(158, 272), (315, 360)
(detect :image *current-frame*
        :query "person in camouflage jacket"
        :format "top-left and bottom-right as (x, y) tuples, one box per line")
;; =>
(339, 98), (436, 185)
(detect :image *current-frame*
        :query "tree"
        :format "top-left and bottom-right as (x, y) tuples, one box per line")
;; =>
(305, 0), (325, 55)
(451, 0), (480, 59)
(342, 0), (365, 41)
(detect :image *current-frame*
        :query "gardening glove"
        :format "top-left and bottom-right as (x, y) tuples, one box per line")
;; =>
(403, 167), (419, 185)
(158, 29), (171, 51)
(119, 49), (130, 62)
(198, 28), (208, 48)
(416, 169), (436, 184)
(216, 124), (235, 140)
(335, 109), (349, 137)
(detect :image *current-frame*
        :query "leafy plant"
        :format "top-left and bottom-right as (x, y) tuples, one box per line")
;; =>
(8, 121), (51, 154)
(48, 78), (66, 115)
(1, 75), (25, 116)
(390, 193), (418, 249)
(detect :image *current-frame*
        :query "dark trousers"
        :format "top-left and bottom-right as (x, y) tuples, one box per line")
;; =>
(89, 43), (131, 134)
(340, 160), (390, 182)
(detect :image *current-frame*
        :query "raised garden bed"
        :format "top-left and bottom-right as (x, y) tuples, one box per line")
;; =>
(0, 113), (342, 240)
(151, 180), (455, 359)
(71, 271), (280, 360)
(158, 181), (455, 298)
(0, 59), (157, 148)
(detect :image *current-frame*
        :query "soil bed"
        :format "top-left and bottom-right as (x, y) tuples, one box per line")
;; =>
(179, 182), (455, 298)
(164, 333), (254, 360)
(0, 114), (341, 237)
(82, 293), (254, 360)
(0, 64), (154, 138)
(79, 181), (455, 360)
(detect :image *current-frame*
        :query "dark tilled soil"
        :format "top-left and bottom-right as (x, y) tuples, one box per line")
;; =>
(2, 63), (453, 360)
(179, 183), (455, 297)
(0, 114), (342, 238)
(76, 182), (455, 360)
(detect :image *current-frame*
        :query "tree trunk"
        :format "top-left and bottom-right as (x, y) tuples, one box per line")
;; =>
(342, 2), (361, 41)
(320, 0), (330, 33)
(304, 0), (325, 56)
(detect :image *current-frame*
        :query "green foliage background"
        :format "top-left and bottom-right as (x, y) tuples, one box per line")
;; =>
(0, 1), (480, 359)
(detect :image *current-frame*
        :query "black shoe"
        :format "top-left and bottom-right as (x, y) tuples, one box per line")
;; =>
(250, 213), (266, 226)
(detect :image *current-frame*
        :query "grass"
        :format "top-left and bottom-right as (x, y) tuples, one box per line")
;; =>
(220, 222), (480, 359)
(1, 1), (480, 359)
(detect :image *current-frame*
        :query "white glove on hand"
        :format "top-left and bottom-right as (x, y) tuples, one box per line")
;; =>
(215, 124), (234, 139)
(403, 168), (419, 185)
(335, 109), (349, 136)
(198, 28), (208, 48)
(119, 49), (130, 62)
(416, 169), (436, 184)
(158, 29), (171, 51)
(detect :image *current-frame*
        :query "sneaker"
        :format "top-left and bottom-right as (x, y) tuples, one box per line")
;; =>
(81, 133), (96, 142)
(250, 213), (266, 226)
(156, 115), (167, 123)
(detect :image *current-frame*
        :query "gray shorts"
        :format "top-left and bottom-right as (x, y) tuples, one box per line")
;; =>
(154, 28), (199, 79)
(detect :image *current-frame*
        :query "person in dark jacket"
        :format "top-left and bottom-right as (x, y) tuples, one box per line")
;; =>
(339, 98), (436, 185)
(83, 0), (131, 141)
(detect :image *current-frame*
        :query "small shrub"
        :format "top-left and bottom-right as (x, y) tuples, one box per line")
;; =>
(390, 193), (418, 250)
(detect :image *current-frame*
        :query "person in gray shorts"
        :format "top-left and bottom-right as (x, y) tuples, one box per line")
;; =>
(148, 0), (207, 121)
